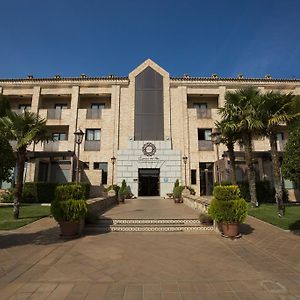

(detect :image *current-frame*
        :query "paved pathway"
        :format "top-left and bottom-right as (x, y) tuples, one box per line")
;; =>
(0, 200), (299, 299)
(101, 197), (199, 219)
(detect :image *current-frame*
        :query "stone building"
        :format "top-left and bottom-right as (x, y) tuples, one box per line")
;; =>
(1, 59), (299, 200)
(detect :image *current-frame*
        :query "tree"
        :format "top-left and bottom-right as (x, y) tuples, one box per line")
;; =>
(0, 136), (15, 183)
(215, 119), (241, 184)
(0, 111), (52, 218)
(220, 87), (264, 207)
(282, 124), (300, 185)
(259, 92), (300, 216)
(0, 94), (10, 117)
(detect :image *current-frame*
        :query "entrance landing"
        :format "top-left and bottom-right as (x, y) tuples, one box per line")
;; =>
(101, 197), (199, 219)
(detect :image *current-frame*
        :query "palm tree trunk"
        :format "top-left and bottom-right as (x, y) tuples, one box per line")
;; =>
(269, 133), (285, 216)
(227, 141), (237, 184)
(13, 148), (26, 219)
(243, 133), (257, 207)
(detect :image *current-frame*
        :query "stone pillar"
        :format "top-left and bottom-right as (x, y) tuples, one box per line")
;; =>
(0, 87), (3, 94)
(31, 86), (41, 114)
(218, 86), (226, 107)
(70, 86), (80, 150)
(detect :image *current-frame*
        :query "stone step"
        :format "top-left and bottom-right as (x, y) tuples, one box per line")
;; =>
(96, 218), (202, 226)
(85, 224), (214, 232)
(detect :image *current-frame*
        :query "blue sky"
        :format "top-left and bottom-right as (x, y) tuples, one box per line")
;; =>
(0, 0), (299, 78)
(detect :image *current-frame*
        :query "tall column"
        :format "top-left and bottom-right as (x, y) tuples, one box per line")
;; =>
(218, 86), (226, 107)
(31, 86), (41, 114)
(70, 86), (80, 150)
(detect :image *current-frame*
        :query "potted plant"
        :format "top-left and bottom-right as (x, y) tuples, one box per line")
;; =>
(51, 184), (88, 237)
(118, 180), (128, 203)
(208, 185), (247, 237)
(173, 186), (183, 203)
(199, 212), (213, 225)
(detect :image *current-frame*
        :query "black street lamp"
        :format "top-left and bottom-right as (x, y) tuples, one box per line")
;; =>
(111, 156), (116, 186)
(182, 155), (188, 187)
(211, 129), (221, 185)
(74, 129), (84, 183)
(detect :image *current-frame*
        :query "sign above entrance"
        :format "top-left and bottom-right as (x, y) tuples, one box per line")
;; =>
(142, 142), (156, 157)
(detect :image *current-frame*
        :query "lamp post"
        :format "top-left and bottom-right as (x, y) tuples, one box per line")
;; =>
(211, 129), (221, 185)
(74, 129), (84, 183)
(182, 155), (188, 187)
(111, 156), (116, 186)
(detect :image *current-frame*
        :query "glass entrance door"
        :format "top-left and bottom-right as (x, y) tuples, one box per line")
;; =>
(138, 168), (160, 196)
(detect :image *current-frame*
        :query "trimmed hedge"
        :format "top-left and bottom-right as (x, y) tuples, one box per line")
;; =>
(22, 182), (90, 203)
(213, 185), (240, 201)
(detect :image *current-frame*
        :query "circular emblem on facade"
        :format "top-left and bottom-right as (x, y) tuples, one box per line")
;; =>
(142, 142), (156, 156)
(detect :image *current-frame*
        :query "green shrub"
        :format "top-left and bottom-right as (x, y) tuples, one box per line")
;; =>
(55, 184), (86, 202)
(106, 184), (120, 195)
(22, 182), (90, 203)
(51, 199), (87, 222)
(118, 180), (128, 201)
(208, 198), (247, 224)
(213, 185), (240, 201)
(174, 179), (180, 188)
(173, 186), (182, 199)
(199, 212), (213, 225)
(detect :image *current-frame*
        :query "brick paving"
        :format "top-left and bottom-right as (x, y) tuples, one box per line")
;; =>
(0, 199), (299, 300)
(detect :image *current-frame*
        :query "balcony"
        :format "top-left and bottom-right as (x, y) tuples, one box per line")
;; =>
(47, 108), (64, 119)
(43, 141), (69, 152)
(198, 140), (213, 151)
(196, 108), (211, 119)
(11, 108), (31, 115)
(86, 108), (102, 119)
(84, 140), (101, 151)
(277, 140), (287, 151)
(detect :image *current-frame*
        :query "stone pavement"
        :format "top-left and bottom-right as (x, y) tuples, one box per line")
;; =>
(0, 200), (300, 300)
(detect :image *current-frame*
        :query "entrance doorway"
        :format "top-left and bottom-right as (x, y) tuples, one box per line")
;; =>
(200, 163), (214, 196)
(138, 169), (160, 196)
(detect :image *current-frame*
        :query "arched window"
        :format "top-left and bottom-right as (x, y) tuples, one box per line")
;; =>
(134, 67), (164, 140)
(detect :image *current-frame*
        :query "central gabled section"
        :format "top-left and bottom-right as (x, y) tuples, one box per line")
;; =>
(134, 66), (164, 140)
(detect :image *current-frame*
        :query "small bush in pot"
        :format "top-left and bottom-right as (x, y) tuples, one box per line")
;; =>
(173, 186), (182, 203)
(199, 212), (213, 225)
(118, 180), (128, 203)
(208, 185), (247, 237)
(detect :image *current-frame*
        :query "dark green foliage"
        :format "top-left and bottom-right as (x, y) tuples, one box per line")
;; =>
(0, 136), (15, 183)
(22, 182), (90, 203)
(282, 126), (300, 185)
(173, 186), (182, 199)
(55, 184), (86, 202)
(199, 212), (213, 225)
(208, 185), (247, 224)
(213, 185), (240, 201)
(51, 199), (87, 222)
(118, 180), (128, 201)
(174, 179), (179, 188)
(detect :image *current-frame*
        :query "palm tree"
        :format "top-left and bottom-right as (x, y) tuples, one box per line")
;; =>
(260, 92), (300, 216)
(215, 120), (240, 184)
(0, 111), (52, 218)
(220, 87), (264, 207)
(0, 94), (10, 117)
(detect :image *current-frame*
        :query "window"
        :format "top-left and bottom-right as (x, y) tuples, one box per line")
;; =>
(93, 162), (108, 184)
(55, 103), (68, 109)
(191, 169), (197, 185)
(19, 104), (31, 111)
(52, 132), (67, 141)
(193, 103), (207, 110)
(86, 129), (101, 141)
(198, 129), (212, 140)
(91, 103), (105, 109)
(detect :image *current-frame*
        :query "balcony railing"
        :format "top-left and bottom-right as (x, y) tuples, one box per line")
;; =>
(84, 140), (101, 151)
(198, 140), (213, 151)
(277, 140), (287, 151)
(197, 108), (211, 119)
(11, 109), (31, 115)
(86, 108), (102, 119)
(43, 141), (69, 152)
(47, 108), (64, 119)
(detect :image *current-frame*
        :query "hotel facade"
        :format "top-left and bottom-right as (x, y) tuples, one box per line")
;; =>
(1, 59), (299, 200)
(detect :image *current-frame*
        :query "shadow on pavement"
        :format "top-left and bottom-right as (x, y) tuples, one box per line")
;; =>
(240, 223), (255, 235)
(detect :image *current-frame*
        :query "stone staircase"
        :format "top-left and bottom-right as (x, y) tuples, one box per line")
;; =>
(85, 218), (214, 232)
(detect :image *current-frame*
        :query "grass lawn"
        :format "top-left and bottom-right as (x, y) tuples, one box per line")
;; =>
(0, 205), (50, 230)
(248, 203), (300, 230)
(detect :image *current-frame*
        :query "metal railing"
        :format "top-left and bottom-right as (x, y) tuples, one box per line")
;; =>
(84, 140), (101, 151)
(196, 108), (212, 119)
(198, 140), (213, 151)
(86, 108), (102, 119)
(47, 109), (63, 119)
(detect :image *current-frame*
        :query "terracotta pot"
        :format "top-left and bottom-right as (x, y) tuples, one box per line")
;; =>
(174, 198), (181, 203)
(59, 221), (80, 237)
(222, 223), (239, 237)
